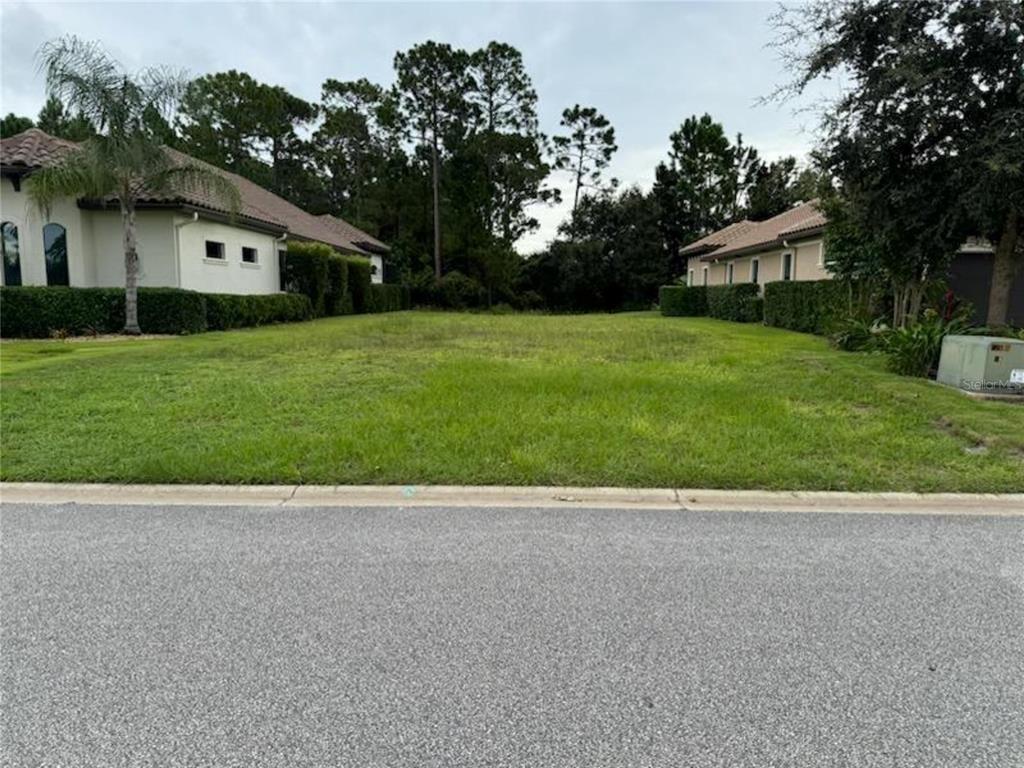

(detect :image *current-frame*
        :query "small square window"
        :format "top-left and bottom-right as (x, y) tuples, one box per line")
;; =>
(205, 241), (225, 260)
(242, 246), (258, 264)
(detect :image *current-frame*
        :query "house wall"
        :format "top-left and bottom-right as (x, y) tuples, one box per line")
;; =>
(176, 217), (284, 295)
(685, 238), (828, 290)
(87, 210), (177, 288)
(1, 176), (94, 287)
(370, 254), (384, 284)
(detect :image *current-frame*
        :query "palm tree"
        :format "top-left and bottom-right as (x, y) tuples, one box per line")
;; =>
(28, 37), (240, 334)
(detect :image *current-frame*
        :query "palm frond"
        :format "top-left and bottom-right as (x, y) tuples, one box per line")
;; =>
(36, 36), (124, 130)
(26, 140), (118, 216)
(149, 163), (242, 218)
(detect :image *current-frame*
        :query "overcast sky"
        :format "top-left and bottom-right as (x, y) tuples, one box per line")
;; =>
(1, 1), (832, 252)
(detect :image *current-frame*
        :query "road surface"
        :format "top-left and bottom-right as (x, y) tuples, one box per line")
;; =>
(2, 502), (1022, 767)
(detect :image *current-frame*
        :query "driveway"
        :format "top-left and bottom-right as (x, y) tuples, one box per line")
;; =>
(2, 503), (1022, 767)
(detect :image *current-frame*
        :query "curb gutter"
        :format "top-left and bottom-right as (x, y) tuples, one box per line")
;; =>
(1, 483), (1022, 516)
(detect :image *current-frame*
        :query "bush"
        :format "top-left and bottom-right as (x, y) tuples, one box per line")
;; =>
(829, 316), (889, 352)
(346, 257), (372, 314)
(368, 283), (410, 313)
(436, 271), (486, 310)
(324, 256), (350, 316)
(0, 286), (206, 337)
(764, 280), (851, 334)
(204, 293), (312, 330)
(882, 309), (978, 378)
(659, 285), (707, 316)
(705, 283), (762, 322)
(284, 241), (332, 317)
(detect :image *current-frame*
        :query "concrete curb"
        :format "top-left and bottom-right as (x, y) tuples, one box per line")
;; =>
(1, 482), (1022, 516)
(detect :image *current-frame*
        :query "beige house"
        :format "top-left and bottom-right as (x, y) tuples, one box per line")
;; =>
(681, 200), (829, 291)
(0, 128), (388, 294)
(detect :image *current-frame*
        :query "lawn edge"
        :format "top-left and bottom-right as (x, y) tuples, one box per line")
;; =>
(1, 482), (1022, 516)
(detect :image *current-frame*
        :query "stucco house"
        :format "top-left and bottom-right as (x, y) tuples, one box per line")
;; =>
(680, 199), (1022, 324)
(682, 200), (829, 289)
(0, 128), (388, 295)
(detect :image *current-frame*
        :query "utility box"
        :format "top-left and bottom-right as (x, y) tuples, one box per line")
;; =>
(936, 335), (1024, 395)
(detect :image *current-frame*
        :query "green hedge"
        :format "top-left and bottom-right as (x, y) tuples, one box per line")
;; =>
(659, 285), (707, 316)
(368, 283), (411, 313)
(706, 283), (762, 322)
(204, 293), (312, 331)
(325, 255), (350, 316)
(0, 286), (314, 338)
(0, 286), (206, 337)
(283, 241), (332, 317)
(346, 257), (372, 314)
(763, 279), (850, 335)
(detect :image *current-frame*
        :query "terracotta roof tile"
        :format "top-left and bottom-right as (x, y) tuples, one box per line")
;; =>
(681, 200), (826, 262)
(317, 214), (389, 254)
(0, 127), (79, 169)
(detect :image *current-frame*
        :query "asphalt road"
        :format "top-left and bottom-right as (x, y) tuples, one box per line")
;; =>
(2, 503), (1022, 767)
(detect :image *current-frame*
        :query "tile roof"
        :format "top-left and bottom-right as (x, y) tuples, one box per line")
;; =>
(0, 128), (386, 256)
(679, 220), (758, 255)
(680, 200), (826, 262)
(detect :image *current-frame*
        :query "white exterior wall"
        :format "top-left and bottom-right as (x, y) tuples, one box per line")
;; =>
(685, 238), (829, 291)
(176, 217), (283, 295)
(1, 179), (288, 295)
(370, 254), (384, 284)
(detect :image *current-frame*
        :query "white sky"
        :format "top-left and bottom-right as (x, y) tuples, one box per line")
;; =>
(1, 1), (833, 253)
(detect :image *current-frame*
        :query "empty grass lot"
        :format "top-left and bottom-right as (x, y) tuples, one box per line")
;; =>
(1, 311), (1022, 491)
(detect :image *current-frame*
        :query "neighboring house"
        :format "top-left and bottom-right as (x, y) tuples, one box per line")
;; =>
(0, 128), (388, 294)
(681, 200), (828, 289)
(680, 199), (1022, 324)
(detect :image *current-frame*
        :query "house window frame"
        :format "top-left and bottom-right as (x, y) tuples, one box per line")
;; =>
(1, 221), (21, 286)
(702, 266), (708, 286)
(43, 222), (69, 286)
(781, 251), (794, 281)
(204, 240), (226, 263)
(750, 257), (759, 284)
(687, 269), (694, 287)
(726, 262), (734, 285)
(241, 246), (259, 266)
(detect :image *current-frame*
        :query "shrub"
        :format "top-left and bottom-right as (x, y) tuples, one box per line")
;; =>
(284, 241), (332, 317)
(346, 257), (372, 313)
(324, 255), (350, 316)
(436, 271), (486, 310)
(0, 286), (206, 337)
(204, 293), (312, 330)
(368, 283), (410, 313)
(882, 309), (978, 378)
(764, 280), (851, 334)
(829, 316), (889, 352)
(705, 283), (762, 322)
(659, 285), (707, 316)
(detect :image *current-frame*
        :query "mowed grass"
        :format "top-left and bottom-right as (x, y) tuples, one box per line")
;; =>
(1, 311), (1022, 491)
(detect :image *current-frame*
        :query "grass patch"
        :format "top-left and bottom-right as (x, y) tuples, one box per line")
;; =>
(2, 311), (1022, 491)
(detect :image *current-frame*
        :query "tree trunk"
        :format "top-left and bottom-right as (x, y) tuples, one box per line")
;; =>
(986, 209), (1020, 327)
(122, 201), (141, 335)
(431, 137), (442, 279)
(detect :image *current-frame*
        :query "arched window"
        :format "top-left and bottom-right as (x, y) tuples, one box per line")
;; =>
(1, 222), (21, 286)
(43, 222), (69, 286)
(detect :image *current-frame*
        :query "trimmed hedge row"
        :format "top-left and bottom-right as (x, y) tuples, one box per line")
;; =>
(706, 283), (762, 322)
(283, 241), (332, 317)
(369, 283), (411, 313)
(204, 292), (312, 331)
(0, 286), (313, 338)
(346, 257), (372, 314)
(659, 285), (707, 316)
(763, 279), (849, 334)
(324, 255), (350, 316)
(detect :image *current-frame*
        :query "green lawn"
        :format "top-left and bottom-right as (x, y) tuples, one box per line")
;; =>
(1, 311), (1022, 491)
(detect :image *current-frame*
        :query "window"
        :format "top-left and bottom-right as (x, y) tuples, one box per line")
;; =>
(43, 223), (69, 286)
(687, 269), (694, 287)
(750, 258), (759, 284)
(205, 240), (225, 260)
(702, 267), (708, 286)
(278, 250), (288, 291)
(782, 252), (793, 281)
(1, 221), (21, 286)
(727, 263), (734, 284)
(241, 246), (258, 264)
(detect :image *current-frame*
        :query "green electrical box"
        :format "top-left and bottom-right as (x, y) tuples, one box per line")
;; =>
(936, 335), (1024, 395)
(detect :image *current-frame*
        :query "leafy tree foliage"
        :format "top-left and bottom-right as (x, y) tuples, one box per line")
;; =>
(36, 95), (96, 141)
(773, 0), (1024, 326)
(0, 113), (34, 137)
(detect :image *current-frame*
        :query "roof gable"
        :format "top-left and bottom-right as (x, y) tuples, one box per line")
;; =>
(680, 200), (826, 262)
